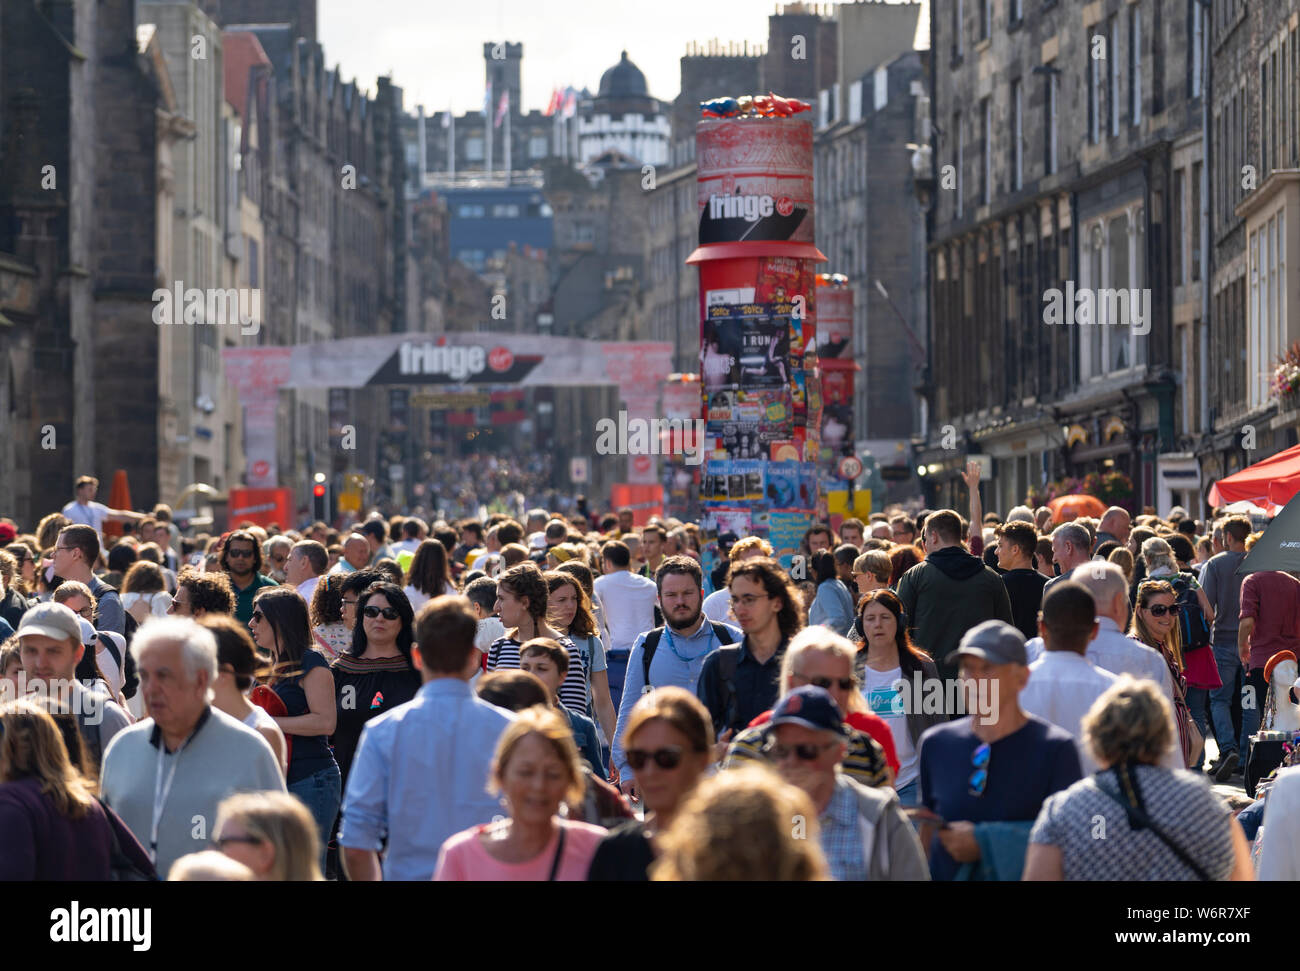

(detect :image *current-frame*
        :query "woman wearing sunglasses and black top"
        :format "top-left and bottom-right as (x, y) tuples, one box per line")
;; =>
(1128, 579), (1198, 767)
(250, 587), (339, 871)
(587, 687), (713, 881)
(330, 582), (421, 795)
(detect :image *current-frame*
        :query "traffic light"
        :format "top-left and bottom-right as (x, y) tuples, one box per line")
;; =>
(312, 478), (329, 522)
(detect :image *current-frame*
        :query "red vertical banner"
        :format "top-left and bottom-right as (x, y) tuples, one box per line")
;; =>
(688, 105), (825, 550)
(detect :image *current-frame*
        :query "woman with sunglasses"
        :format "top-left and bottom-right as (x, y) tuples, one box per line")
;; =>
(250, 587), (339, 869)
(587, 686), (712, 880)
(854, 590), (946, 806)
(5, 542), (39, 598)
(213, 791), (324, 881)
(724, 627), (897, 788)
(1129, 579), (1198, 768)
(330, 582), (421, 796)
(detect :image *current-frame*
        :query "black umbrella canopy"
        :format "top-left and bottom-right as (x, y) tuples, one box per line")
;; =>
(1236, 496), (1297, 575)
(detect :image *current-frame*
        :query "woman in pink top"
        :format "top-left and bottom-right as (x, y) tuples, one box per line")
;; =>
(434, 705), (606, 881)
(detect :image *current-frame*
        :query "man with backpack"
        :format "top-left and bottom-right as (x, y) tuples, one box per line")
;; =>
(696, 558), (802, 750)
(612, 556), (740, 797)
(15, 603), (131, 769)
(52, 525), (125, 636)
(1200, 516), (1251, 780)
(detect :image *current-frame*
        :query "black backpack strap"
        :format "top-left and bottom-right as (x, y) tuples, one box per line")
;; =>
(100, 633), (122, 669)
(710, 622), (735, 645)
(641, 628), (664, 687)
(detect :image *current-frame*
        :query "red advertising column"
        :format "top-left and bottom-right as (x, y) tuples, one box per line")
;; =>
(687, 98), (825, 566)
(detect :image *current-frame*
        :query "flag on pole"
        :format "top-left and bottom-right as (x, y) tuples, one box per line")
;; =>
(483, 80), (493, 118)
(494, 89), (509, 128)
(544, 87), (559, 117)
(562, 87), (577, 118)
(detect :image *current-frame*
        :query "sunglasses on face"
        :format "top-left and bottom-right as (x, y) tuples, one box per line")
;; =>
(226, 548), (255, 559)
(799, 674), (855, 691)
(213, 834), (264, 849)
(363, 605), (399, 620)
(626, 746), (685, 770)
(969, 742), (991, 797)
(1142, 604), (1173, 617)
(250, 610), (265, 622)
(762, 737), (836, 762)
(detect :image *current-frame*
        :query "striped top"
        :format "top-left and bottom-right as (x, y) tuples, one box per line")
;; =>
(487, 633), (587, 715)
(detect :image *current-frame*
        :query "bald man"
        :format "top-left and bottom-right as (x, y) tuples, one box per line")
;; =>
(1094, 507), (1132, 553)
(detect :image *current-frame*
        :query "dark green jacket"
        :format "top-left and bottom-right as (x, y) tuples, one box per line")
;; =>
(895, 547), (1014, 678)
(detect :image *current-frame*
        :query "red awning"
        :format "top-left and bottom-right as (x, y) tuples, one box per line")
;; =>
(1208, 444), (1300, 511)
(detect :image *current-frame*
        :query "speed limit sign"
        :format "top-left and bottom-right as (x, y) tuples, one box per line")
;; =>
(837, 456), (864, 480)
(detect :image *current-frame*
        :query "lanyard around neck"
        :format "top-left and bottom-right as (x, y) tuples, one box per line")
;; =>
(150, 721), (203, 862)
(662, 622), (716, 662)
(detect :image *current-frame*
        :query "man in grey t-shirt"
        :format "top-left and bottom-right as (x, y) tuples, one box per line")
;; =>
(1199, 515), (1251, 780)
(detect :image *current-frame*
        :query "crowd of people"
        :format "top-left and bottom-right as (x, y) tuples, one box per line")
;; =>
(1, 466), (1298, 884)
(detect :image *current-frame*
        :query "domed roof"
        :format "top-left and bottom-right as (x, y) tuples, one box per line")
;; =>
(597, 51), (648, 100)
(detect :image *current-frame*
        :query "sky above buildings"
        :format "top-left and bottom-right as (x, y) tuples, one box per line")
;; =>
(319, 0), (928, 114)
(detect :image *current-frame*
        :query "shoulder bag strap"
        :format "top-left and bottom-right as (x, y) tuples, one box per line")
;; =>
(547, 824), (568, 881)
(1096, 767), (1210, 881)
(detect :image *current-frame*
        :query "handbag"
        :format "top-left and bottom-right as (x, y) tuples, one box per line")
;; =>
(1170, 675), (1205, 769)
(98, 798), (158, 881)
(1182, 644), (1223, 690)
(1097, 767), (1210, 880)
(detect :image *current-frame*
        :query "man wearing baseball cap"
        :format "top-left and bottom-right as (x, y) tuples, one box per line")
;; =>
(15, 602), (132, 768)
(914, 619), (1081, 880)
(762, 684), (927, 881)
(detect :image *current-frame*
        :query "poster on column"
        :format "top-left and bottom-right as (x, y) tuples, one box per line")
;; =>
(703, 507), (752, 538)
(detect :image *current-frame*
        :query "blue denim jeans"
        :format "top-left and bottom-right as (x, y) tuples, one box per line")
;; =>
(606, 649), (630, 715)
(1210, 640), (1243, 757)
(289, 762), (342, 873)
(895, 778), (920, 808)
(1184, 687), (1210, 770)
(1236, 799), (1267, 843)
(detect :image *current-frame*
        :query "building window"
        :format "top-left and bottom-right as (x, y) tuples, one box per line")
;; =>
(1011, 78), (1023, 190)
(465, 137), (485, 161)
(457, 204), (486, 218)
(1045, 67), (1059, 174)
(1108, 15), (1120, 136)
(1011, 0), (1023, 24)
(1152, 0), (1165, 113)
(979, 0), (990, 41)
(491, 203), (520, 218)
(953, 0), (964, 59)
(1190, 161), (1202, 282)
(1189, 0), (1204, 98)
(954, 110), (964, 218)
(246, 236), (259, 288)
(1129, 3), (1142, 126)
(529, 136), (547, 159)
(981, 97), (992, 205)
(1088, 34), (1101, 144)
(1173, 168), (1185, 286)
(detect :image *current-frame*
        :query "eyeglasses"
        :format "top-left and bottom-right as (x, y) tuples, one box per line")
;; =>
(226, 548), (255, 559)
(75, 606), (94, 619)
(732, 593), (770, 608)
(341, 599), (358, 610)
(762, 737), (836, 762)
(362, 605), (399, 620)
(1142, 604), (1173, 617)
(250, 610), (265, 623)
(797, 674), (855, 691)
(626, 746), (685, 771)
(969, 742), (991, 797)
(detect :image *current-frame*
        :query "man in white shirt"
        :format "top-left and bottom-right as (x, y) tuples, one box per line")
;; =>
(592, 540), (659, 712)
(61, 475), (144, 539)
(1021, 581), (1182, 774)
(1018, 582), (1118, 775)
(286, 540), (327, 604)
(1026, 563), (1174, 704)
